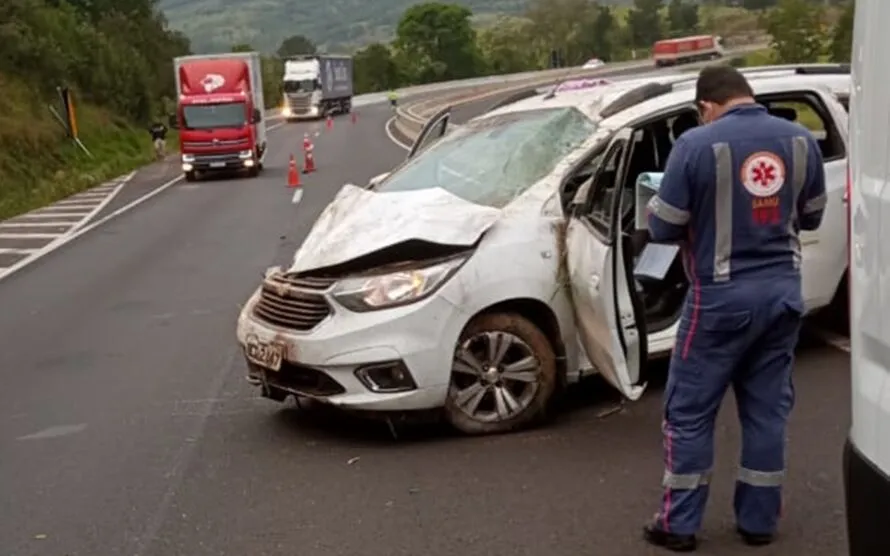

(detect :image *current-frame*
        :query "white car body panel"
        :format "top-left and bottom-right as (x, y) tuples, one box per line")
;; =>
(290, 183), (502, 273)
(236, 65), (852, 412)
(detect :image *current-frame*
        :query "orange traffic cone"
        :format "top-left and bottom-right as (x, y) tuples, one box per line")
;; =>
(287, 154), (300, 187)
(303, 150), (316, 173)
(325, 115), (333, 130)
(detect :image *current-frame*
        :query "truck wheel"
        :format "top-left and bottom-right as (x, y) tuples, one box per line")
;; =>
(444, 312), (558, 436)
(185, 171), (197, 182)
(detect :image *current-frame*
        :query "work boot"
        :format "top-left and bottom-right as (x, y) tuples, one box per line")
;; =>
(736, 527), (774, 546)
(643, 521), (698, 552)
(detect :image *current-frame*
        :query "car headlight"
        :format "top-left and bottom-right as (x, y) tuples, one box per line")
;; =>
(331, 256), (467, 312)
(182, 154), (195, 163)
(239, 150), (253, 159)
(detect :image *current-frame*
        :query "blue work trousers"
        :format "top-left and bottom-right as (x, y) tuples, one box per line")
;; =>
(655, 275), (802, 536)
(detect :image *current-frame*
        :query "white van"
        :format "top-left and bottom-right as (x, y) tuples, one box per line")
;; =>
(844, 0), (890, 554)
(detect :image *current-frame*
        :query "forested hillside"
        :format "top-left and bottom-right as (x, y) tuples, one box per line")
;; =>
(158, 0), (607, 53)
(0, 0), (189, 219)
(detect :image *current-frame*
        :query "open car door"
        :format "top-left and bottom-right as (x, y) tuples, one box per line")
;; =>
(407, 106), (451, 159)
(566, 127), (648, 401)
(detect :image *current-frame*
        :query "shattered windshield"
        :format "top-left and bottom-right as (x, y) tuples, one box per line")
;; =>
(375, 107), (596, 208)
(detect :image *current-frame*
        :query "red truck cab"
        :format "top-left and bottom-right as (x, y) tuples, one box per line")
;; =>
(170, 53), (267, 181)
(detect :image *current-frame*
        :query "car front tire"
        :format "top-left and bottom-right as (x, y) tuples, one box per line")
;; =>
(444, 312), (557, 435)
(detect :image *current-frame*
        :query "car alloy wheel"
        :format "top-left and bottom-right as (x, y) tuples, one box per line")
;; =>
(444, 313), (557, 435)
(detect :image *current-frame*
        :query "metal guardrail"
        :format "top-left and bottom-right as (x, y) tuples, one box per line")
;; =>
(393, 43), (769, 142)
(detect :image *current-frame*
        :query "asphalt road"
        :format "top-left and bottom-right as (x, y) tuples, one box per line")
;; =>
(0, 93), (851, 556)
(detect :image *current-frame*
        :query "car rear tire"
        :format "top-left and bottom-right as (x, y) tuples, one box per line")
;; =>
(444, 312), (557, 435)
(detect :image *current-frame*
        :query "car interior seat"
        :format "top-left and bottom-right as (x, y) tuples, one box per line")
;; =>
(671, 112), (700, 142)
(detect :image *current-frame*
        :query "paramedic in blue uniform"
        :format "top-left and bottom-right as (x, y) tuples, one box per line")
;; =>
(642, 65), (826, 551)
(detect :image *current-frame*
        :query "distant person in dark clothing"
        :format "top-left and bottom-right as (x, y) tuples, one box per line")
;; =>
(149, 121), (168, 159)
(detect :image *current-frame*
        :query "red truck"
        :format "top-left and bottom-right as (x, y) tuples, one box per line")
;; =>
(170, 52), (267, 182)
(652, 35), (725, 68)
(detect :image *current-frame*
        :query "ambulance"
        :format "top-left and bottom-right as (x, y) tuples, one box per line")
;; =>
(844, 0), (890, 554)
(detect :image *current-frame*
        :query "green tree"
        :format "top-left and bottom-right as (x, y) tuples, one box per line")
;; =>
(829, 0), (854, 62)
(764, 0), (824, 63)
(393, 2), (483, 83)
(276, 35), (316, 58)
(667, 0), (699, 37)
(477, 16), (541, 74)
(626, 0), (664, 49)
(231, 43), (254, 52)
(353, 42), (401, 93)
(742, 0), (778, 9)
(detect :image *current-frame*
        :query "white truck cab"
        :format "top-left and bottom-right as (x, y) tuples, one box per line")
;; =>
(844, 0), (890, 553)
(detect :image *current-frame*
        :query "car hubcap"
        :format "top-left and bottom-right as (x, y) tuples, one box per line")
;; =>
(449, 331), (541, 423)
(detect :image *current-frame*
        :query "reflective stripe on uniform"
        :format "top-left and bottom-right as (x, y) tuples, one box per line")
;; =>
(648, 196), (690, 225)
(789, 136), (809, 270)
(662, 470), (711, 490)
(712, 142), (733, 282)
(737, 467), (785, 488)
(713, 137), (812, 281)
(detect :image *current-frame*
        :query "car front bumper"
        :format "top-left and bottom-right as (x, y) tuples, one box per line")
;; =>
(235, 287), (467, 412)
(182, 152), (255, 173)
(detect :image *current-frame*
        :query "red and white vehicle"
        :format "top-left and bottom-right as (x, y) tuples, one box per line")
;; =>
(652, 34), (724, 67)
(171, 52), (267, 182)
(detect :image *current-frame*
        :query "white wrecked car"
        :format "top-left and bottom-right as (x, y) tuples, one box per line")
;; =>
(236, 65), (851, 435)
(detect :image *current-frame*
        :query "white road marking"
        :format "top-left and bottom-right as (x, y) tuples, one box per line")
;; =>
(291, 188), (304, 204)
(0, 248), (36, 255)
(385, 116), (411, 151)
(0, 233), (57, 239)
(71, 171), (134, 232)
(25, 211), (91, 217)
(0, 222), (72, 228)
(0, 173), (182, 282)
(52, 201), (99, 208)
(17, 423), (87, 440)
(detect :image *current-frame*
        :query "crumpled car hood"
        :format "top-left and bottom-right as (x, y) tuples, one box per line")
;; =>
(289, 184), (503, 273)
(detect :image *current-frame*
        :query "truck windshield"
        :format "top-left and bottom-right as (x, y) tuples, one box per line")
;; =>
(283, 80), (316, 93)
(182, 103), (247, 130)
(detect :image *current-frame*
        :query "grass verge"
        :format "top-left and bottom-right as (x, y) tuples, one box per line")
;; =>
(0, 73), (178, 221)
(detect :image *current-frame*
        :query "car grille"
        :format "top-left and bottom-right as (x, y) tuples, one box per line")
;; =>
(286, 94), (312, 112)
(253, 273), (336, 331)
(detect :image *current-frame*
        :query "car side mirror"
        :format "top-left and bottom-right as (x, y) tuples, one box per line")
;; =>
(168, 114), (178, 129)
(252, 108), (262, 123)
(367, 172), (390, 189)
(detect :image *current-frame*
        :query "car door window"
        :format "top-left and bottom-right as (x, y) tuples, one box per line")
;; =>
(759, 92), (846, 162)
(582, 137), (628, 240)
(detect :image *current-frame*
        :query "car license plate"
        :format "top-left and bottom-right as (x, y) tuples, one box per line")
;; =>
(245, 337), (285, 371)
(209, 161), (226, 168)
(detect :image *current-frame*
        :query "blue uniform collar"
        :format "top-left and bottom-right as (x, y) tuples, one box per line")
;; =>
(718, 102), (766, 119)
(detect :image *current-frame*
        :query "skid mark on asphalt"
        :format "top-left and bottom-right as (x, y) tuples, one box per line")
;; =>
(0, 172), (134, 278)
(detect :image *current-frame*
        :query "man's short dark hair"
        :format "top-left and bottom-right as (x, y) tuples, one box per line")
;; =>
(695, 65), (754, 105)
